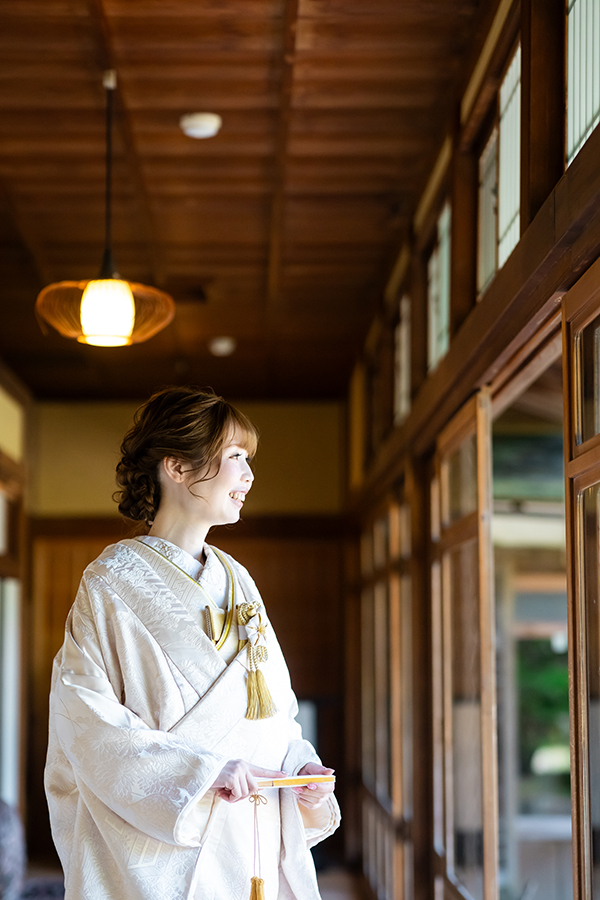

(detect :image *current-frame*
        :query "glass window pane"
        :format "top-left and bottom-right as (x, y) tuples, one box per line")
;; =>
(567, 0), (600, 165)
(495, 556), (572, 900)
(477, 128), (498, 297)
(581, 482), (600, 899)
(374, 581), (391, 800)
(401, 574), (413, 819)
(498, 45), (521, 268)
(0, 579), (21, 806)
(361, 530), (373, 577)
(373, 517), (389, 571)
(576, 312), (600, 444)
(450, 539), (484, 900)
(361, 587), (376, 790)
(445, 433), (477, 525)
(428, 203), (451, 372)
(0, 490), (8, 556)
(394, 296), (411, 424)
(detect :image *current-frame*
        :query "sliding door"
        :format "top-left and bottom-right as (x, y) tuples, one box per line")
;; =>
(431, 389), (499, 900)
(361, 470), (415, 899)
(563, 256), (600, 900)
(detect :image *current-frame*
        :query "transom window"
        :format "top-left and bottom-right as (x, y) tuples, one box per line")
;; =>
(567, 0), (600, 165)
(477, 44), (522, 297)
(427, 202), (451, 372)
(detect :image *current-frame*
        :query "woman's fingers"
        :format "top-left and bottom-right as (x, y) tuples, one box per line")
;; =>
(294, 763), (335, 808)
(212, 760), (286, 803)
(247, 764), (287, 779)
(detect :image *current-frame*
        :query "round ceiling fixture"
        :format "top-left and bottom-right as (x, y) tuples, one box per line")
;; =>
(179, 112), (222, 139)
(209, 336), (236, 357)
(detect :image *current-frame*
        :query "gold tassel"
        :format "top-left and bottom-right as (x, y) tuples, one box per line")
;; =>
(254, 668), (277, 718)
(250, 876), (265, 900)
(246, 669), (261, 720)
(246, 662), (277, 720)
(242, 610), (277, 719)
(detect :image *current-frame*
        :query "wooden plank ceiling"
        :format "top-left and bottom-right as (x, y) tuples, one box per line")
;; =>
(0, 0), (484, 400)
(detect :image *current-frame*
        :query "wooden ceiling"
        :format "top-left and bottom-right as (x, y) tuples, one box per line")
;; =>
(0, 0), (485, 401)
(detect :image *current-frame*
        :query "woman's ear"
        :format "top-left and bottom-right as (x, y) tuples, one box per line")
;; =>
(162, 456), (188, 484)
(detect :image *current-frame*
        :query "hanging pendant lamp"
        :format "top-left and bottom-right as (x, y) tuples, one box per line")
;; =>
(36, 71), (174, 347)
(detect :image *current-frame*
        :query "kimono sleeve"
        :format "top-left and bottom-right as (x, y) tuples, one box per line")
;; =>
(48, 576), (225, 848)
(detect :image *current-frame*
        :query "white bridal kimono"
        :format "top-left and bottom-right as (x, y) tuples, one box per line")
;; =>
(45, 537), (340, 900)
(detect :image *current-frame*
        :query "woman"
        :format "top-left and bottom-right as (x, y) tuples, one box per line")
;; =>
(45, 386), (340, 900)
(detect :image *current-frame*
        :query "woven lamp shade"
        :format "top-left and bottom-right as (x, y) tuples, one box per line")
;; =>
(36, 280), (175, 345)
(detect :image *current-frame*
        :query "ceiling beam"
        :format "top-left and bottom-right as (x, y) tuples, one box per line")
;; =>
(265, 0), (300, 322)
(86, 0), (167, 288)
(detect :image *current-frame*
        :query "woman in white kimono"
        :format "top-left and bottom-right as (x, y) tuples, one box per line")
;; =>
(45, 386), (340, 900)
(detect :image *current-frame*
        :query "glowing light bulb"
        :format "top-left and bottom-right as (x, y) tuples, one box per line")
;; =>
(79, 279), (136, 346)
(179, 113), (222, 138)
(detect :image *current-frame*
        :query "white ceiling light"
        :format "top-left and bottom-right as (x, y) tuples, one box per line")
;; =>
(209, 336), (236, 357)
(179, 112), (222, 139)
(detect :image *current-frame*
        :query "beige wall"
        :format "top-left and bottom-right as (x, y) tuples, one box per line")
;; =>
(0, 383), (25, 463)
(29, 400), (343, 517)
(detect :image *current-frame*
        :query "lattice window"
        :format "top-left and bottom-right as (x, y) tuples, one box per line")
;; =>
(477, 128), (498, 296)
(497, 44), (521, 269)
(394, 296), (411, 424)
(567, 0), (600, 165)
(427, 202), (451, 372)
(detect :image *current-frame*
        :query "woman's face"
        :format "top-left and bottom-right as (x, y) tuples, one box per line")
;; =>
(187, 431), (254, 527)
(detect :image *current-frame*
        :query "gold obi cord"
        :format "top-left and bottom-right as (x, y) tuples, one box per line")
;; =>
(249, 792), (268, 900)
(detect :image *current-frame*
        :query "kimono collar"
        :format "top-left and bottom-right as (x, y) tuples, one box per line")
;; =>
(137, 536), (228, 608)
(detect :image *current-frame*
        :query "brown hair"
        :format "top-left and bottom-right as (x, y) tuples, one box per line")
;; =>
(115, 386), (258, 525)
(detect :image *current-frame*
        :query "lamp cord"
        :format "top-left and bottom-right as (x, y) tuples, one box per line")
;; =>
(99, 70), (117, 279)
(105, 82), (113, 257)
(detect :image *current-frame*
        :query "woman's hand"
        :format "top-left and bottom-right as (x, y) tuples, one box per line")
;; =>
(294, 762), (335, 810)
(211, 760), (285, 803)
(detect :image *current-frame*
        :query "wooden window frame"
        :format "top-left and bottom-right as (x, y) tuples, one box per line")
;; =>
(431, 389), (499, 900)
(562, 254), (600, 900)
(359, 471), (416, 899)
(474, 39), (522, 301)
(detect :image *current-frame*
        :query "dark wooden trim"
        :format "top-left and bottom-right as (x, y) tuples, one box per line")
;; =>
(411, 251), (429, 399)
(0, 448), (25, 498)
(28, 516), (137, 540)
(520, 0), (566, 230)
(0, 356), (32, 408)
(450, 134), (478, 337)
(408, 456), (435, 900)
(352, 120), (600, 514)
(28, 514), (351, 542)
(458, 0), (521, 151)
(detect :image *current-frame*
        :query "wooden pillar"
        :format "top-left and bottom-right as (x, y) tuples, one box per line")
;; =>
(520, 0), (566, 230)
(408, 455), (434, 900)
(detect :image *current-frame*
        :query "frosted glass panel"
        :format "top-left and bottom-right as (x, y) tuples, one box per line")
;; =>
(576, 312), (600, 444)
(446, 433), (477, 525)
(567, 0), (600, 164)
(580, 482), (600, 899)
(428, 203), (451, 372)
(0, 579), (21, 806)
(450, 540), (484, 900)
(394, 296), (411, 424)
(498, 45), (521, 268)
(477, 128), (498, 296)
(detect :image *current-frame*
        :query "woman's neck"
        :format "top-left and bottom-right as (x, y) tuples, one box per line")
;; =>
(148, 509), (209, 561)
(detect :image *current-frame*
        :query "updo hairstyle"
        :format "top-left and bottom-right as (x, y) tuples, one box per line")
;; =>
(115, 386), (258, 526)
